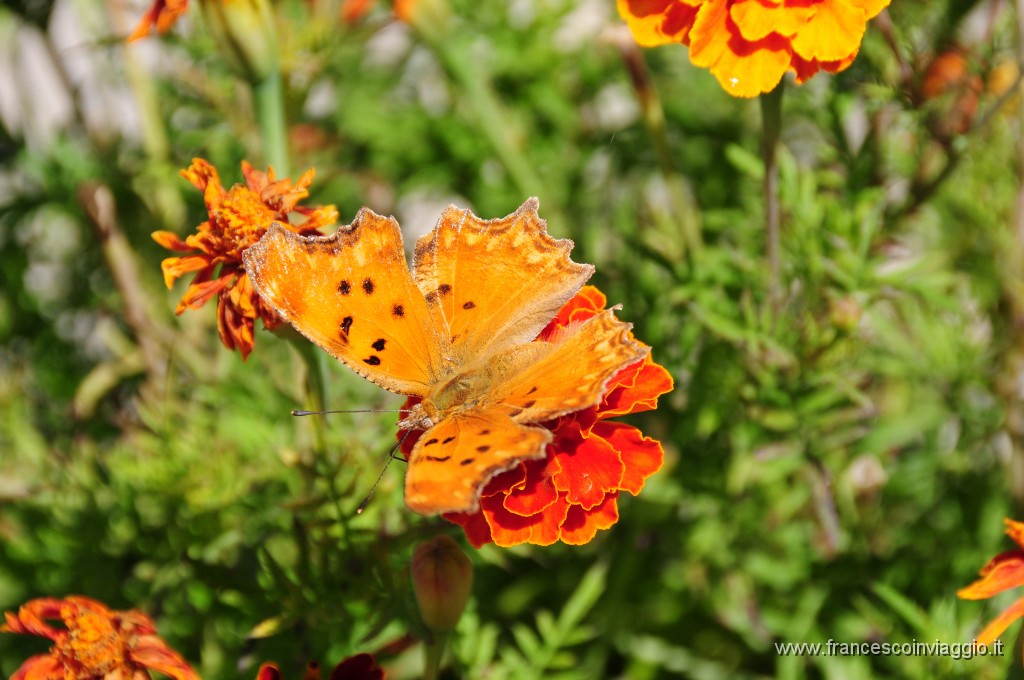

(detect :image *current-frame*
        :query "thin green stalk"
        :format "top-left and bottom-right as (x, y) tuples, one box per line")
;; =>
(255, 70), (290, 176)
(423, 632), (449, 680)
(413, 19), (566, 228)
(615, 34), (703, 262)
(760, 83), (785, 303)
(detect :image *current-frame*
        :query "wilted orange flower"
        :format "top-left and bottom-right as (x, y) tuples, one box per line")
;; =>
(958, 518), (1024, 646)
(257, 654), (385, 680)
(401, 286), (673, 547)
(128, 0), (188, 41)
(2, 596), (198, 680)
(617, 0), (891, 97)
(153, 159), (337, 360)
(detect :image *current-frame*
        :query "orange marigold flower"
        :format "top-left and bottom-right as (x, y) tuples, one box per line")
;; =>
(401, 285), (674, 548)
(617, 0), (891, 98)
(154, 159), (337, 360)
(128, 0), (189, 41)
(958, 518), (1024, 646)
(2, 596), (198, 680)
(257, 654), (385, 680)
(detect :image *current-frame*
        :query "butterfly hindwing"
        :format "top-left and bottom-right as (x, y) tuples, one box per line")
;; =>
(486, 309), (648, 423)
(404, 410), (552, 515)
(412, 198), (594, 362)
(244, 213), (443, 396)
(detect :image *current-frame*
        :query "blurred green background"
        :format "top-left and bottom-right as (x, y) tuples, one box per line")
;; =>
(2, 0), (1024, 677)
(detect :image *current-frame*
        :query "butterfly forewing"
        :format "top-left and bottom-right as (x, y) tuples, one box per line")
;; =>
(412, 198), (594, 363)
(244, 214), (443, 396)
(404, 410), (552, 515)
(488, 309), (648, 423)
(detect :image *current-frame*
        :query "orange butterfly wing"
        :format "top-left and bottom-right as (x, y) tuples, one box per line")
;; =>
(243, 210), (444, 395)
(412, 198), (594, 361)
(404, 411), (552, 515)
(406, 310), (646, 515)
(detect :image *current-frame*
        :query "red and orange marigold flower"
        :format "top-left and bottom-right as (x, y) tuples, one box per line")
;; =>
(128, 0), (188, 41)
(402, 286), (673, 548)
(617, 0), (890, 98)
(154, 159), (337, 360)
(958, 518), (1024, 646)
(2, 596), (198, 680)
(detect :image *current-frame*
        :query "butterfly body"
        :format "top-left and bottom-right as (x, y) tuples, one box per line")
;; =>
(244, 199), (646, 515)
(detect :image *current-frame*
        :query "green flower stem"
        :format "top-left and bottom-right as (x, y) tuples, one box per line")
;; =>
(422, 632), (449, 680)
(254, 70), (290, 177)
(760, 82), (785, 303)
(615, 36), (703, 261)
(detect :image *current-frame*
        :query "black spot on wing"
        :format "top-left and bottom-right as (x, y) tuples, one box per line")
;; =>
(425, 455), (451, 462)
(424, 438), (439, 447)
(476, 445), (490, 452)
(463, 301), (476, 310)
(340, 316), (354, 338)
(438, 283), (452, 296)
(392, 304), (405, 317)
(338, 280), (351, 295)
(479, 429), (490, 435)
(372, 338), (386, 351)
(460, 458), (475, 466)
(363, 356), (381, 366)
(442, 436), (456, 444)
(362, 278), (375, 295)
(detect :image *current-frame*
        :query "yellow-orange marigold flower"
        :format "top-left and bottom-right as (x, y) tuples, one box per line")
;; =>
(154, 159), (337, 359)
(2, 596), (198, 680)
(958, 518), (1024, 646)
(617, 0), (891, 97)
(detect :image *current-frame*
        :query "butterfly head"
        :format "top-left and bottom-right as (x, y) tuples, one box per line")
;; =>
(398, 401), (437, 432)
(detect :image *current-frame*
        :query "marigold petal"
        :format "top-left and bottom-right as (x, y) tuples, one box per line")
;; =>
(559, 494), (620, 545)
(789, 0), (866, 63)
(957, 550), (1024, 599)
(598, 355), (674, 419)
(9, 654), (62, 680)
(617, 0), (700, 47)
(973, 596), (1024, 647)
(1005, 518), (1024, 548)
(729, 0), (812, 41)
(713, 34), (791, 98)
(552, 425), (624, 510)
(218, 293), (256, 359)
(2, 599), (63, 638)
(180, 158), (221, 194)
(127, 0), (188, 41)
(443, 510), (495, 548)
(481, 492), (570, 547)
(130, 636), (200, 680)
(592, 421), (665, 494)
(159, 255), (210, 288)
(850, 0), (890, 19)
(174, 272), (233, 313)
(503, 457), (561, 516)
(151, 230), (192, 252)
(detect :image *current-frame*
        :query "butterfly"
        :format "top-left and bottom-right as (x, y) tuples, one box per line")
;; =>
(243, 198), (647, 515)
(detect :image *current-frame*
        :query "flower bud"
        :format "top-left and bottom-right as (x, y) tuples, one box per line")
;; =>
(411, 535), (472, 633)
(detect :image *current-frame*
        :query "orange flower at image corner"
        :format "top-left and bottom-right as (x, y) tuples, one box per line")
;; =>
(617, 0), (891, 98)
(153, 159), (337, 359)
(401, 286), (674, 548)
(958, 518), (1024, 646)
(2, 596), (198, 680)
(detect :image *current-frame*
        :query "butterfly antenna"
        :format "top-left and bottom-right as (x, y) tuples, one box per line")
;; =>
(292, 408), (413, 416)
(356, 429), (414, 515)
